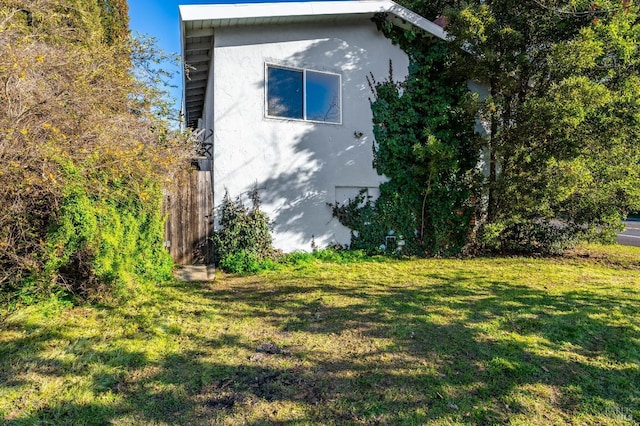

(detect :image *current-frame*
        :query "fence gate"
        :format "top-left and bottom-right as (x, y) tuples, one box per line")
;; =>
(164, 166), (214, 265)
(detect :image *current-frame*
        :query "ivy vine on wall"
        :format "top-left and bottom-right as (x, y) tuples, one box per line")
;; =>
(330, 18), (482, 256)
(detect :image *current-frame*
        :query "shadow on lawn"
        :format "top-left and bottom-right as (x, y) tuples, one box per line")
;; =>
(1, 268), (638, 424)
(198, 272), (639, 424)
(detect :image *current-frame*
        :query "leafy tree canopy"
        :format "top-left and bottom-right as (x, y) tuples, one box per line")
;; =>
(442, 0), (640, 247)
(342, 0), (640, 255)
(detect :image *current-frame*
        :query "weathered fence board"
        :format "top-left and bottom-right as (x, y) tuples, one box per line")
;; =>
(164, 169), (214, 265)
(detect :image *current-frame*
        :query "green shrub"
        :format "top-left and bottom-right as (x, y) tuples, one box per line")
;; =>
(329, 184), (476, 257)
(312, 248), (369, 264)
(278, 248), (372, 268)
(213, 187), (277, 273)
(0, 2), (190, 305)
(329, 39), (481, 257)
(41, 162), (173, 300)
(218, 250), (279, 275)
(478, 220), (581, 255)
(279, 251), (317, 266)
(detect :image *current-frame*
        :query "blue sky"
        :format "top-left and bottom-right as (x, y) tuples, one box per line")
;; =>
(128, 0), (214, 117)
(128, 0), (320, 118)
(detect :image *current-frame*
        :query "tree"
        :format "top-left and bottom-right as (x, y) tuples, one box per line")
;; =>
(442, 0), (640, 250)
(355, 0), (640, 254)
(98, 0), (129, 44)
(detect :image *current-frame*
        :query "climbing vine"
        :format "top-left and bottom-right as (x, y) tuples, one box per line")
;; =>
(331, 21), (482, 256)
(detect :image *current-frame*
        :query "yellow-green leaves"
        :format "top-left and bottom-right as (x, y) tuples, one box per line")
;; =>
(0, 0), (191, 303)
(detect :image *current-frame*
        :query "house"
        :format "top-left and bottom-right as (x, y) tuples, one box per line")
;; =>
(179, 0), (446, 253)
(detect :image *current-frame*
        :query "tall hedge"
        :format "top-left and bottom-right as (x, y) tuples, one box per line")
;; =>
(0, 1), (189, 303)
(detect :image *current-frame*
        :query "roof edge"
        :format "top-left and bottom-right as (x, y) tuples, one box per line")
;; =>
(179, 1), (446, 40)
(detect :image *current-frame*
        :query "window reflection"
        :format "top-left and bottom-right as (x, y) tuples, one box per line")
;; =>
(306, 71), (340, 123)
(266, 65), (341, 124)
(267, 67), (303, 119)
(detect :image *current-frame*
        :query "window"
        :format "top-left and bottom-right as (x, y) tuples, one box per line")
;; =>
(266, 64), (341, 124)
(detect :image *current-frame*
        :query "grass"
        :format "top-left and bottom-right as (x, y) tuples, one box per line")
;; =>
(1, 244), (639, 425)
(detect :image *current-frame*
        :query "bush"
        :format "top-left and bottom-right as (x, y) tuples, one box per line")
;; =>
(213, 187), (277, 273)
(218, 250), (279, 275)
(312, 248), (368, 264)
(328, 40), (481, 257)
(278, 248), (372, 268)
(19, 159), (175, 301)
(329, 184), (476, 257)
(478, 220), (581, 256)
(0, 2), (190, 305)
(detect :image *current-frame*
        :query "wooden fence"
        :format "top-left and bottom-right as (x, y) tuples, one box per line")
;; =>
(163, 167), (214, 265)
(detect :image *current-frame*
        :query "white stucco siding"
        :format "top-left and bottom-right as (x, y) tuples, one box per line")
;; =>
(210, 20), (410, 252)
(202, 50), (216, 131)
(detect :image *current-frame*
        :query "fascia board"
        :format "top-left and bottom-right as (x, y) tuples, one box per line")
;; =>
(180, 1), (388, 22)
(179, 1), (447, 40)
(386, 3), (446, 40)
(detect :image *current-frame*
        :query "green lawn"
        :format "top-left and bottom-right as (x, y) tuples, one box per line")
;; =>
(1, 244), (639, 425)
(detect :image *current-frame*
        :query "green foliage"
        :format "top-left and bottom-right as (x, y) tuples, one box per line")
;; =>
(218, 251), (260, 275)
(212, 187), (276, 273)
(443, 0), (640, 253)
(0, 1), (191, 304)
(34, 160), (173, 300)
(130, 34), (183, 125)
(477, 220), (582, 255)
(331, 32), (481, 256)
(387, 0), (466, 21)
(98, 0), (129, 44)
(268, 248), (372, 271)
(330, 189), (417, 255)
(309, 248), (369, 264)
(216, 242), (371, 275)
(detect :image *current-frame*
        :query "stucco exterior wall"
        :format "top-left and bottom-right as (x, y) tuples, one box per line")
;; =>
(207, 20), (410, 252)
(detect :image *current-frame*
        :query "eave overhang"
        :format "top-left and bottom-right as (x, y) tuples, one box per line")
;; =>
(179, 0), (446, 129)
